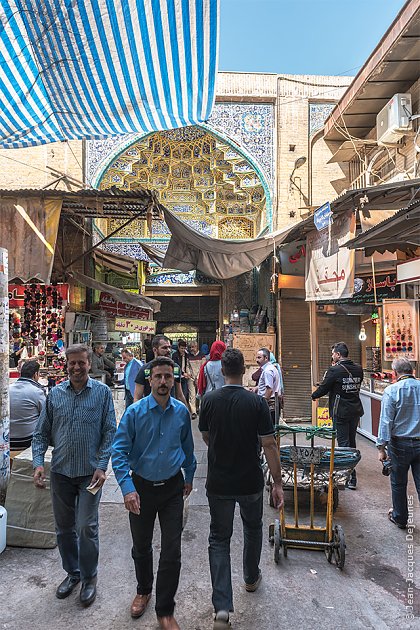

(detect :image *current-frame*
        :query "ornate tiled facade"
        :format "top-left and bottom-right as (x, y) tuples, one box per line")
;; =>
(309, 103), (336, 136)
(208, 103), (274, 187)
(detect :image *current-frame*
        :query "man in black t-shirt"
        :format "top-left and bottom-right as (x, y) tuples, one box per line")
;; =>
(199, 348), (283, 629)
(134, 335), (188, 408)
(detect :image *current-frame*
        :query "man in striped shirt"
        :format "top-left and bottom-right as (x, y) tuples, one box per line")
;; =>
(32, 344), (116, 607)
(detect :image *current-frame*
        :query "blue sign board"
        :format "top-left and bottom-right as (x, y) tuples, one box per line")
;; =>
(314, 202), (332, 231)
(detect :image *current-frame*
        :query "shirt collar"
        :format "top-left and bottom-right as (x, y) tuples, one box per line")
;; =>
(148, 393), (175, 411)
(65, 377), (93, 391)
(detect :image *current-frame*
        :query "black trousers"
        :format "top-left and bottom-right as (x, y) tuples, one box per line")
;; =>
(334, 416), (359, 481)
(129, 471), (184, 617)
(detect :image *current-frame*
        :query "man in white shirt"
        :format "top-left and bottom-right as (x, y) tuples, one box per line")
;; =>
(255, 348), (282, 424)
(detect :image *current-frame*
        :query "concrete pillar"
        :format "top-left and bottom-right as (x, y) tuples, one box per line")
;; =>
(0, 248), (9, 498)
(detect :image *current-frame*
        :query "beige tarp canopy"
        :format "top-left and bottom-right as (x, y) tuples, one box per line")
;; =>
(161, 209), (299, 281)
(70, 270), (161, 313)
(0, 197), (61, 282)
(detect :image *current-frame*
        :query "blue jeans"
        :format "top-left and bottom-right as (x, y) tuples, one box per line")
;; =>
(207, 490), (263, 613)
(50, 472), (102, 581)
(388, 437), (420, 526)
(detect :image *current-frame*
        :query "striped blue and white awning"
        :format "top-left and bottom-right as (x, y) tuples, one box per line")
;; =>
(0, 0), (219, 148)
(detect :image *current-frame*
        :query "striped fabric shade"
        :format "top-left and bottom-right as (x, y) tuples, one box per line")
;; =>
(0, 0), (219, 148)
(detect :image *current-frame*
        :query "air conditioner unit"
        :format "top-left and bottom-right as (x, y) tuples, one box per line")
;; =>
(376, 93), (412, 145)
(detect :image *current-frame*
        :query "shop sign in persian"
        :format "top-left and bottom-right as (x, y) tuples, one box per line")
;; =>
(314, 201), (332, 231)
(383, 299), (418, 362)
(115, 318), (156, 334)
(318, 273), (401, 305)
(316, 407), (332, 428)
(8, 283), (68, 308)
(278, 240), (306, 276)
(99, 293), (151, 319)
(305, 212), (356, 302)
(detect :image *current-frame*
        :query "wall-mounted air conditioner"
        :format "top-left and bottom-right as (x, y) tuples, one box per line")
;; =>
(376, 93), (412, 145)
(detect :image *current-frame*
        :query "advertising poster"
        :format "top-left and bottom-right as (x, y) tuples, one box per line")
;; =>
(305, 211), (356, 302)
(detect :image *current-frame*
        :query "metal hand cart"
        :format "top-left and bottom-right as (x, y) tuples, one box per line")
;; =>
(268, 425), (361, 569)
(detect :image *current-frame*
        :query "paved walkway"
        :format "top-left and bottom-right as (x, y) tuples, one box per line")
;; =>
(0, 401), (419, 629)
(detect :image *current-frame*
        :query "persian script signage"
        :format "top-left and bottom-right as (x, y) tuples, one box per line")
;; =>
(99, 293), (151, 319)
(115, 318), (157, 334)
(305, 212), (356, 302)
(232, 333), (276, 365)
(8, 283), (68, 308)
(318, 274), (401, 305)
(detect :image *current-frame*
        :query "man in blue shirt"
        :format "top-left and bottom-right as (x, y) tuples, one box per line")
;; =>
(32, 344), (116, 607)
(112, 356), (196, 630)
(121, 348), (143, 408)
(377, 357), (420, 529)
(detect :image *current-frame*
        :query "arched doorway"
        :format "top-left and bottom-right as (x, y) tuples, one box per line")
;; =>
(93, 125), (272, 340)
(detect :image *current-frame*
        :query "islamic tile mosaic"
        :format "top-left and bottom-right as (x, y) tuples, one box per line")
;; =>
(309, 103), (336, 136)
(218, 217), (254, 239)
(208, 103), (274, 186)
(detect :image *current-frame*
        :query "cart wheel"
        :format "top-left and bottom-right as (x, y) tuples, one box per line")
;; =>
(274, 519), (281, 564)
(333, 486), (339, 512)
(333, 524), (346, 569)
(325, 533), (333, 563)
(283, 540), (288, 558)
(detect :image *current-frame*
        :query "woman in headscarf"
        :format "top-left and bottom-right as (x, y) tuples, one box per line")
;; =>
(197, 340), (226, 396)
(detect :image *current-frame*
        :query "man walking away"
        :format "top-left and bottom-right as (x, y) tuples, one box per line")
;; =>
(32, 344), (116, 607)
(311, 341), (363, 489)
(377, 358), (420, 529)
(199, 348), (284, 629)
(10, 360), (45, 452)
(112, 357), (196, 630)
(121, 348), (143, 408)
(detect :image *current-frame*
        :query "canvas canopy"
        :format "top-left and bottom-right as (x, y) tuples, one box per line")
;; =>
(0, 0), (219, 148)
(161, 208), (300, 281)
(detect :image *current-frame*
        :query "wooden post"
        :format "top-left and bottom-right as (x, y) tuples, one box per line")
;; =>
(0, 248), (9, 500)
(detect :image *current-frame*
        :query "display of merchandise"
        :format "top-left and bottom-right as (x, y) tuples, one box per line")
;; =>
(383, 302), (416, 361)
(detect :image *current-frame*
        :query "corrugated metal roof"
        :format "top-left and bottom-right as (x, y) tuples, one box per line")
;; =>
(0, 186), (164, 219)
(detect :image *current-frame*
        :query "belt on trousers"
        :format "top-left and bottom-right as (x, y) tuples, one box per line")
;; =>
(135, 472), (180, 487)
(391, 436), (420, 441)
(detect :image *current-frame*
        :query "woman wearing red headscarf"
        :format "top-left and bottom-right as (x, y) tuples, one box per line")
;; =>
(197, 341), (226, 397)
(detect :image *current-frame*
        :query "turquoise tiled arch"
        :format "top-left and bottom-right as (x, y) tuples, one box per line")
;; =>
(91, 124), (273, 231)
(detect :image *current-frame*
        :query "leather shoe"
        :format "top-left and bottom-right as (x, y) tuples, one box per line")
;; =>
(131, 593), (151, 618)
(56, 575), (80, 599)
(157, 615), (180, 629)
(79, 578), (97, 607)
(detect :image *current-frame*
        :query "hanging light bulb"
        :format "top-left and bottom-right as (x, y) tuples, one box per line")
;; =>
(359, 325), (367, 341)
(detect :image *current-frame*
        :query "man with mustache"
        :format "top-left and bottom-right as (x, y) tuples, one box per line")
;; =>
(112, 357), (196, 630)
(32, 344), (116, 607)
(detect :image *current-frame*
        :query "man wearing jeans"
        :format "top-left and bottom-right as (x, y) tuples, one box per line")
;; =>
(377, 357), (420, 529)
(112, 357), (196, 630)
(199, 348), (283, 629)
(311, 341), (363, 489)
(32, 344), (116, 607)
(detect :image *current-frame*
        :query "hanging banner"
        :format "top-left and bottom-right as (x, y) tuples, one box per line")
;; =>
(383, 299), (418, 362)
(115, 318), (156, 334)
(305, 212), (356, 301)
(8, 283), (69, 308)
(99, 293), (151, 320)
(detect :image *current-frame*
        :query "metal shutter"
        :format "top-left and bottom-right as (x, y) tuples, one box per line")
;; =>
(317, 314), (362, 382)
(280, 299), (312, 420)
